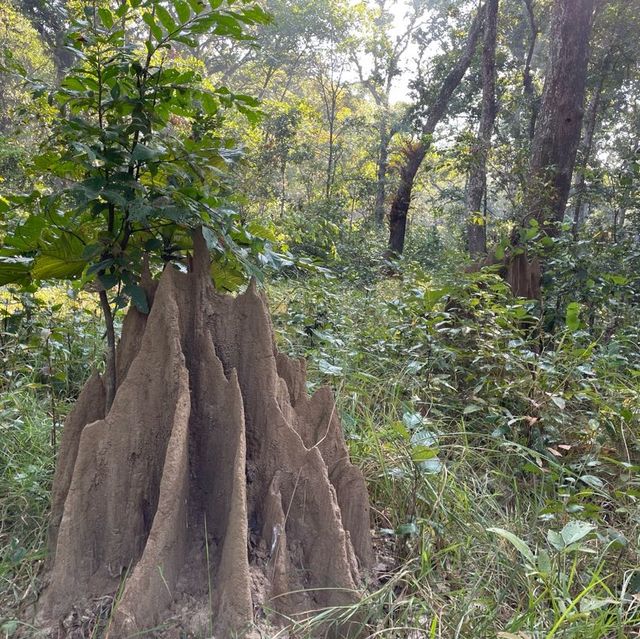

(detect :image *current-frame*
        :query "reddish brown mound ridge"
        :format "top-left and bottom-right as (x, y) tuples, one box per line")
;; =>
(37, 232), (372, 638)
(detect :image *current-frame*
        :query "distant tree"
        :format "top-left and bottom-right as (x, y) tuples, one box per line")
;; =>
(387, 3), (484, 256)
(466, 0), (499, 258)
(349, 0), (430, 225)
(0, 0), (54, 189)
(571, 0), (640, 237)
(15, 0), (73, 75)
(315, 39), (349, 200)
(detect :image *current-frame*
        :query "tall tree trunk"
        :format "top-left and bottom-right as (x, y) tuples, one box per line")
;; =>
(525, 0), (596, 231)
(326, 111), (336, 200)
(508, 0), (596, 299)
(522, 0), (540, 141)
(374, 118), (391, 226)
(571, 73), (605, 238)
(467, 0), (499, 258)
(388, 142), (428, 254)
(387, 5), (485, 256)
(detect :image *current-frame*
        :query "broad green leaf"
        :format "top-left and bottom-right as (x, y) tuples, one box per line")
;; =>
(32, 254), (86, 280)
(174, 34), (198, 47)
(32, 234), (87, 281)
(548, 529), (566, 551)
(8, 216), (46, 251)
(238, 5), (271, 24)
(0, 257), (32, 285)
(200, 91), (219, 115)
(142, 12), (163, 40)
(537, 549), (552, 575)
(565, 301), (581, 331)
(125, 283), (149, 314)
(560, 520), (596, 546)
(390, 421), (410, 440)
(424, 287), (449, 309)
(487, 527), (535, 565)
(98, 272), (119, 289)
(115, 2), (128, 18)
(131, 144), (161, 162)
(98, 7), (114, 28)
(186, 0), (205, 13)
(411, 445), (437, 463)
(62, 76), (89, 92)
(173, 0), (192, 23)
(156, 5), (177, 32)
(210, 259), (245, 291)
(608, 274), (628, 285)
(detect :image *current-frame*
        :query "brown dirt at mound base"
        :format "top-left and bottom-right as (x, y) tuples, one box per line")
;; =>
(36, 232), (373, 638)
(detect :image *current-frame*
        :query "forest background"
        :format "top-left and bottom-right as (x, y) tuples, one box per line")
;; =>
(0, 0), (639, 637)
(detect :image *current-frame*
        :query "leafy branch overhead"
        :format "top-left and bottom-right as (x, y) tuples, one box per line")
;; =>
(0, 0), (272, 307)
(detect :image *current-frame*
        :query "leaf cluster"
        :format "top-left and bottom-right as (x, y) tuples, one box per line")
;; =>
(1, 0), (270, 310)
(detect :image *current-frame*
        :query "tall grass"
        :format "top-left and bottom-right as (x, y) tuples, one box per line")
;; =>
(269, 270), (640, 638)
(0, 390), (54, 622)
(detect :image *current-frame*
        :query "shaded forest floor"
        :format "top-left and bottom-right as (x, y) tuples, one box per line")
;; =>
(1, 260), (639, 638)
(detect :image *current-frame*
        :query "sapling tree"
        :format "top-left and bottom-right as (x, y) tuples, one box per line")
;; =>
(0, 0), (270, 409)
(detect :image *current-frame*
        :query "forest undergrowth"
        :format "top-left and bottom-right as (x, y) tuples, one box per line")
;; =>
(0, 231), (639, 638)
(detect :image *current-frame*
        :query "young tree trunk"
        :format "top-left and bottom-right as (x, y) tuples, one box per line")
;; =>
(98, 289), (116, 412)
(466, 0), (499, 258)
(386, 5), (485, 256)
(571, 73), (605, 238)
(326, 107), (336, 199)
(613, 208), (626, 242)
(374, 119), (391, 226)
(318, 70), (344, 201)
(508, 0), (596, 298)
(279, 158), (287, 218)
(522, 0), (540, 141)
(37, 232), (372, 638)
